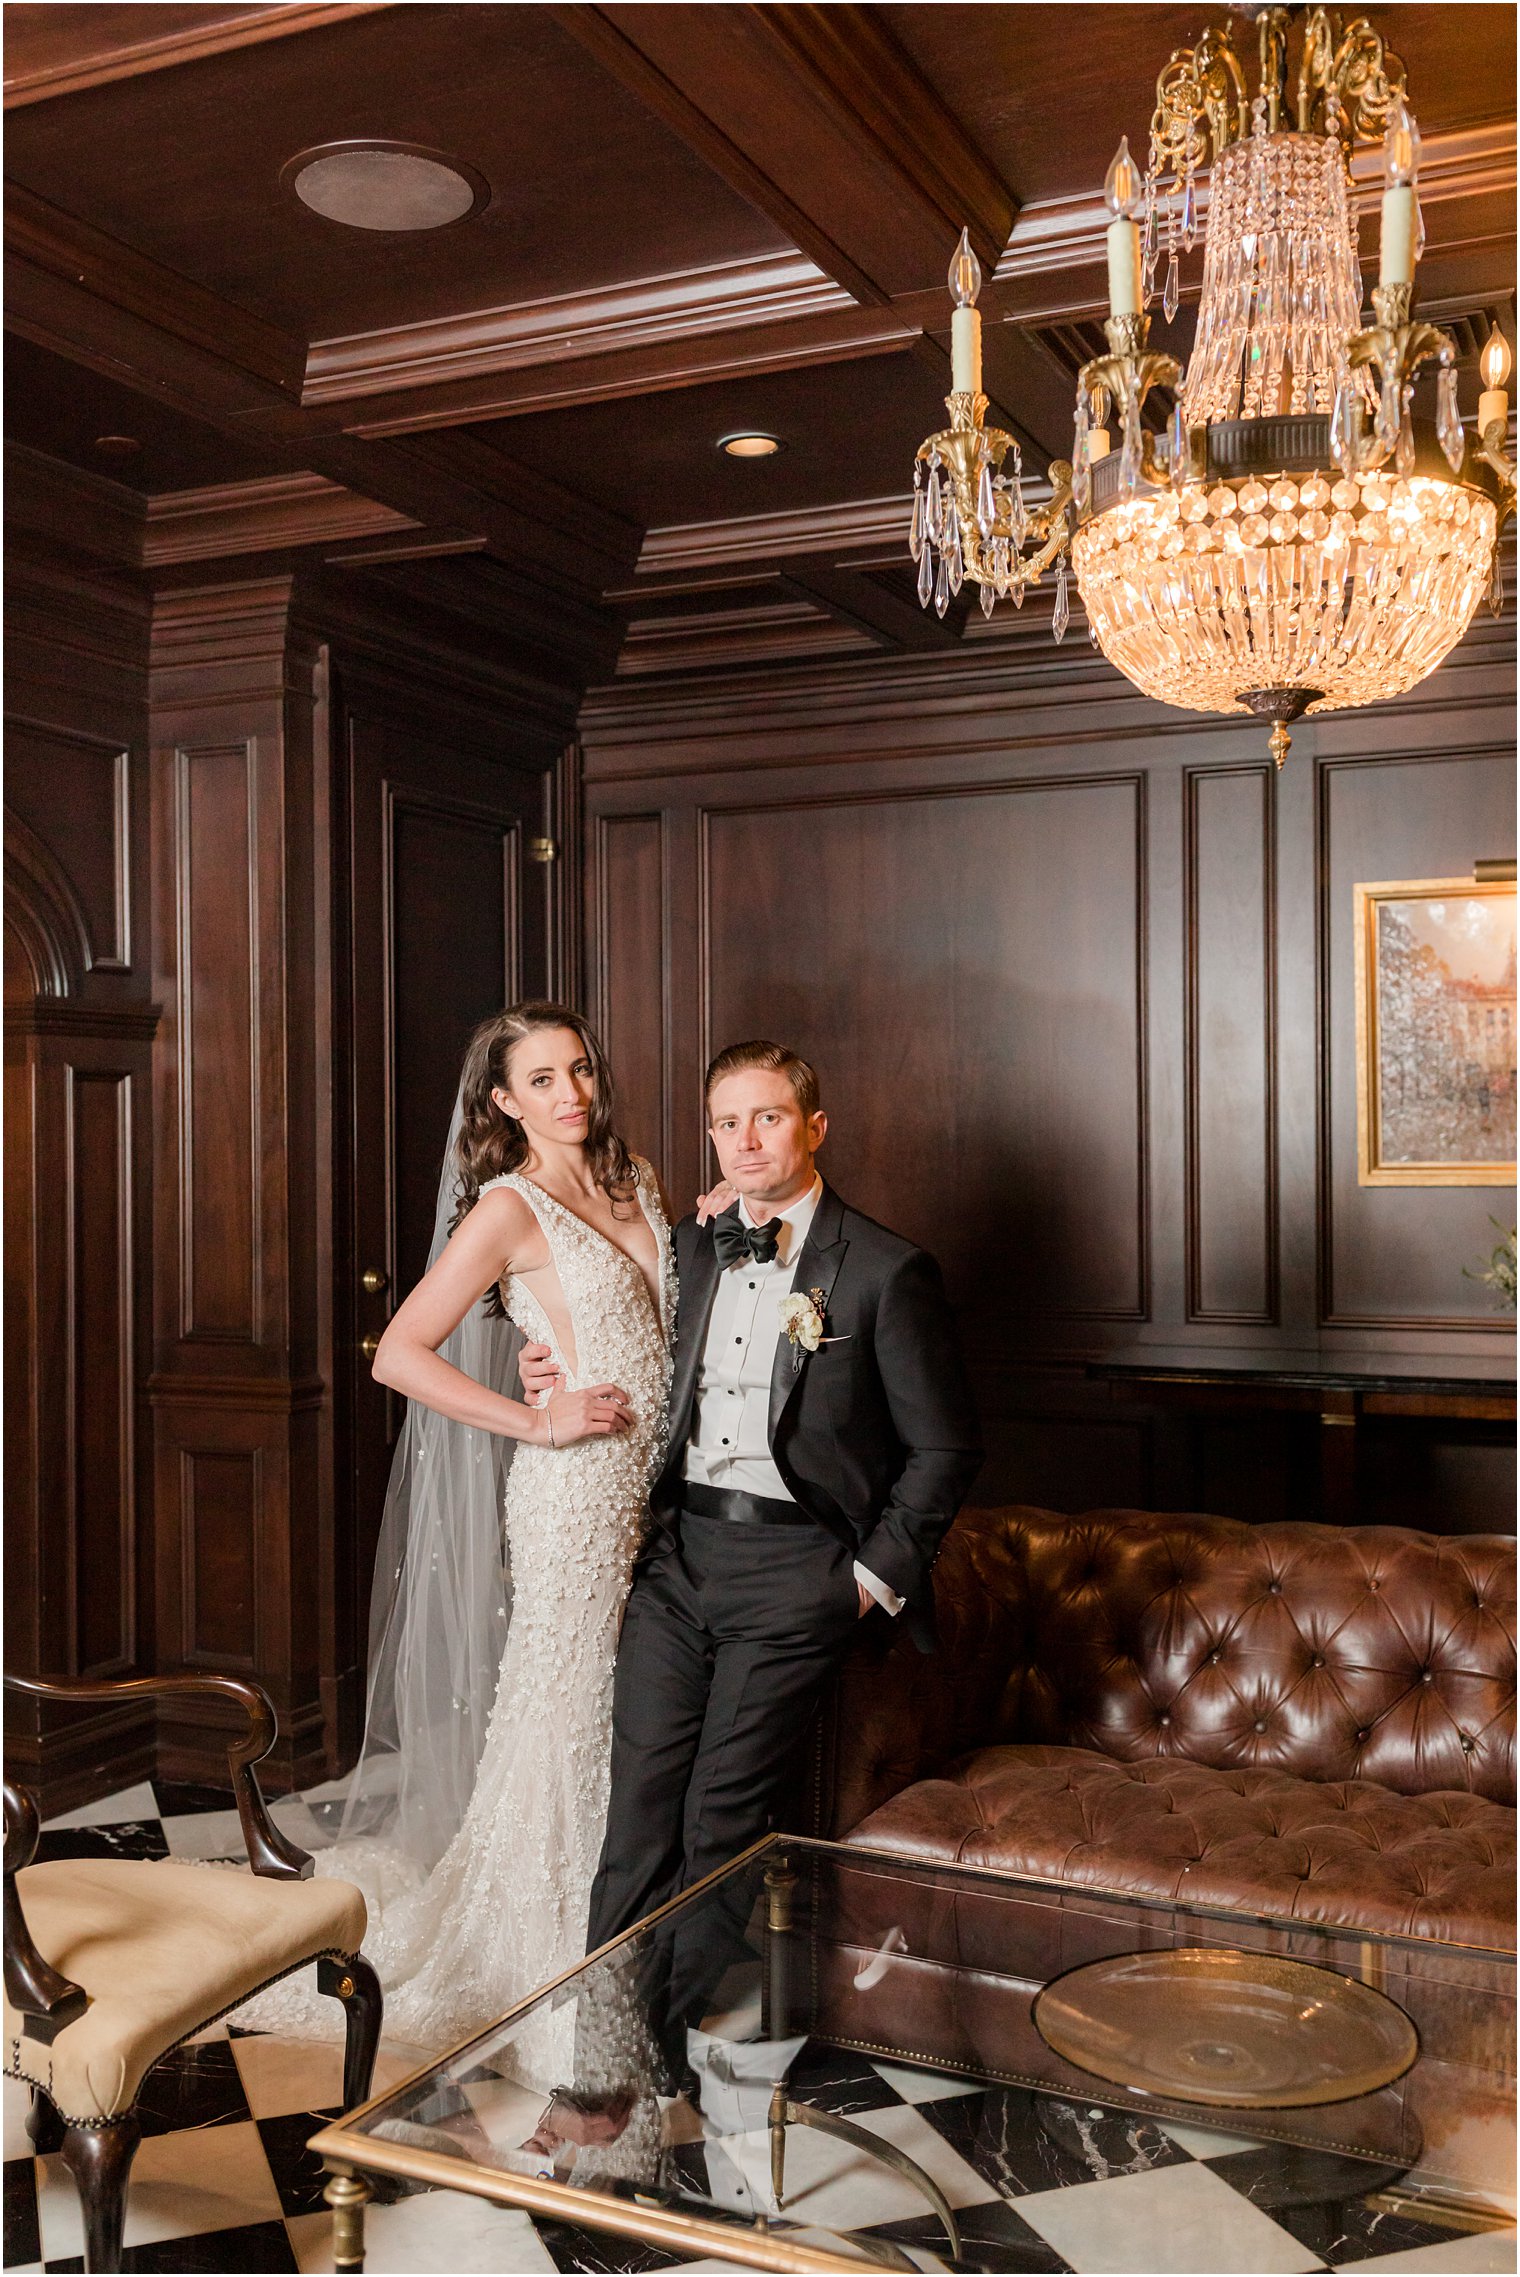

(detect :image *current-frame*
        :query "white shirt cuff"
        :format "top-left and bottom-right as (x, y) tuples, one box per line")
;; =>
(853, 1560), (905, 1617)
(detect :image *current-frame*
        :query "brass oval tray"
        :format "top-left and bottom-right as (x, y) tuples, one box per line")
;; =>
(1033, 1946), (1419, 2109)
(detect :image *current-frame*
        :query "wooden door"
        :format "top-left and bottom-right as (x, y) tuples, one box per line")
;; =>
(337, 684), (554, 1742)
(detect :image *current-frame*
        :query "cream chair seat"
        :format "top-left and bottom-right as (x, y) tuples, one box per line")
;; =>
(5, 1669), (382, 2274)
(5, 1854), (367, 2120)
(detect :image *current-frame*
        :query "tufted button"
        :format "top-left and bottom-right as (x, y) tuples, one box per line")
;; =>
(1253, 1719), (1267, 1733)
(1159, 1713), (1171, 1727)
(1461, 1733), (1476, 1753)
(1421, 1670), (1433, 1685)
(1267, 1581), (1281, 1595)
(1207, 1650), (1221, 1665)
(1356, 1728), (1370, 1743)
(1310, 1655), (1325, 1669)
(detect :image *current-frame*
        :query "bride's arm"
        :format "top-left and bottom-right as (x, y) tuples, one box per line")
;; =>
(372, 1190), (632, 1445)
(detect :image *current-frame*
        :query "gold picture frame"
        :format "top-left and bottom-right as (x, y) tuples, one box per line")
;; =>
(1354, 875), (1517, 1187)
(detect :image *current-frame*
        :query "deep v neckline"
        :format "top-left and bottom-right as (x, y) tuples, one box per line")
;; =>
(517, 1174), (666, 1331)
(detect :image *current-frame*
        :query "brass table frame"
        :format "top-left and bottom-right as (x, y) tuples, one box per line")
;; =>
(310, 1831), (1515, 2273)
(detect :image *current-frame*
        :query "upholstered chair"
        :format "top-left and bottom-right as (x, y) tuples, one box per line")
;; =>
(4, 1672), (381, 2273)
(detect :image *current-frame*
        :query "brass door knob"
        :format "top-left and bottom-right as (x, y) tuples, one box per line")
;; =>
(359, 1334), (382, 1359)
(361, 1267), (389, 1295)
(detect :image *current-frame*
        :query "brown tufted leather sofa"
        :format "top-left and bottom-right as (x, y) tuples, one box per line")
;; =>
(817, 1505), (1516, 1949)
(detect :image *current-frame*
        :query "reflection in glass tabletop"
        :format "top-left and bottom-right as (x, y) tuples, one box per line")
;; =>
(310, 1834), (1516, 2273)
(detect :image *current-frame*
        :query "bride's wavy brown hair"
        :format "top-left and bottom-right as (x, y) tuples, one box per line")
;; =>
(450, 1004), (636, 1243)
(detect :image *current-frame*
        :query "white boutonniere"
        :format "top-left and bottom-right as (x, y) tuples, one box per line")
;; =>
(778, 1287), (848, 1371)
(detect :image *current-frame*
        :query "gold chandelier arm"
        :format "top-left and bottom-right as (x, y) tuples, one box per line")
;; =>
(1324, 19), (1405, 144)
(1150, 27), (1244, 176)
(1259, 7), (1291, 134)
(1475, 421), (1517, 528)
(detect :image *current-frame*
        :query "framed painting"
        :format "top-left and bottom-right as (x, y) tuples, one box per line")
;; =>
(1354, 875), (1517, 1186)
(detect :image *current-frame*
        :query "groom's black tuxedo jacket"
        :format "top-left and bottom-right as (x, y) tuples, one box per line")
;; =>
(648, 1182), (982, 1651)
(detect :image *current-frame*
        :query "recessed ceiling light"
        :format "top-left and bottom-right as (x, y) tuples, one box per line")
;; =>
(718, 432), (781, 458)
(282, 142), (489, 232)
(92, 434), (141, 457)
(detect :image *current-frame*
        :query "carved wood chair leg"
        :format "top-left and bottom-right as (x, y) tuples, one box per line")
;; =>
(27, 2088), (65, 2155)
(60, 2115), (141, 2273)
(318, 1952), (384, 2110)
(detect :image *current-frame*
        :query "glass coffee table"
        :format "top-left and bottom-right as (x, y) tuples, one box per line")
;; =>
(310, 1834), (1516, 2273)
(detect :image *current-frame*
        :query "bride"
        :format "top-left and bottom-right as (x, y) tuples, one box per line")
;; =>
(236, 1001), (701, 2065)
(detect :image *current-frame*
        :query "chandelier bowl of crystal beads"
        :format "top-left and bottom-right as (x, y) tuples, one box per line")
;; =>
(909, 6), (1515, 764)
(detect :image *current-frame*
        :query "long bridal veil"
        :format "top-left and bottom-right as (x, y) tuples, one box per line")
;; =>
(336, 1088), (523, 1876)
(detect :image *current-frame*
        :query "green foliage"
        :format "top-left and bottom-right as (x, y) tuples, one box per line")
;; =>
(1465, 1217), (1517, 1312)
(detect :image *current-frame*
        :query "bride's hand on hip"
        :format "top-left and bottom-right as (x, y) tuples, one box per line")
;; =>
(540, 1385), (633, 1446)
(518, 1340), (563, 1404)
(695, 1181), (738, 1223)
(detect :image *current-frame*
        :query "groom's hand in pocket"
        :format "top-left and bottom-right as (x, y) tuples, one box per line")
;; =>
(518, 1342), (563, 1404)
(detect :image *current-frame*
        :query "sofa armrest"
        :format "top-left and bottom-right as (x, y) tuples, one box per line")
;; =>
(5, 1671), (311, 1881)
(817, 1508), (1032, 1839)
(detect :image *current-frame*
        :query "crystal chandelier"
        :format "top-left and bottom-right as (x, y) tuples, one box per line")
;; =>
(910, 8), (1516, 763)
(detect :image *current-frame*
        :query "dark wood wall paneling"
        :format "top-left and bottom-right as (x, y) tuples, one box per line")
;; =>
(5, 445), (582, 1807)
(4, 456), (158, 1805)
(579, 627), (1517, 1536)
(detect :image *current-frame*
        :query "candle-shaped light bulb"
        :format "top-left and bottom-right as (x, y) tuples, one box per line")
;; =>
(1382, 96), (1421, 187)
(1480, 324), (1512, 393)
(1378, 100), (1421, 286)
(948, 227), (982, 308)
(948, 226), (983, 394)
(1104, 136), (1142, 217)
(1104, 138), (1143, 317)
(1478, 322), (1512, 436)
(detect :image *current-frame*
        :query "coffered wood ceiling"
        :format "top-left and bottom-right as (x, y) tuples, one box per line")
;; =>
(6, 1), (1515, 688)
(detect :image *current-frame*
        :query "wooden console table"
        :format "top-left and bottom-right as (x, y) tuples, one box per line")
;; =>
(1087, 1347), (1516, 1526)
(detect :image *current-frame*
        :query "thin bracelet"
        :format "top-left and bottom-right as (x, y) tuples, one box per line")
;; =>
(545, 1403), (557, 1449)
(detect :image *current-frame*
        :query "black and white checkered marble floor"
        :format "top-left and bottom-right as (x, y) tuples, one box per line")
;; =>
(5, 1783), (1515, 2276)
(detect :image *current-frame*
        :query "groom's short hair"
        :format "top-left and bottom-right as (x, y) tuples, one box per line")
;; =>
(705, 1039), (820, 1119)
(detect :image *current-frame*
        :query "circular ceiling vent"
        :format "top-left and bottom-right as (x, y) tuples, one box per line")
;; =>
(282, 142), (489, 232)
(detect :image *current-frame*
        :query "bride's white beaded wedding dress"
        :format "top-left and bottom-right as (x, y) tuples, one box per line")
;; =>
(235, 1160), (674, 2075)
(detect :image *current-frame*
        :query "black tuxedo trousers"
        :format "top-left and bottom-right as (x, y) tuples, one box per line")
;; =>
(585, 1183), (981, 1958)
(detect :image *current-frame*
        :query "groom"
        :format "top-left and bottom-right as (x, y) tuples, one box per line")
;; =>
(586, 1038), (981, 1953)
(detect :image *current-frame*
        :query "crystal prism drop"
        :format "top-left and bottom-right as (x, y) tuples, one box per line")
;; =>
(1011, 576), (1025, 610)
(917, 541), (934, 607)
(1118, 402), (1143, 496)
(1163, 249), (1180, 323)
(1052, 558), (1070, 644)
(1011, 477), (1028, 549)
(1181, 168), (1197, 253)
(934, 549), (950, 618)
(1168, 402), (1188, 492)
(1377, 375), (1401, 455)
(980, 577), (996, 620)
(1089, 615), (1100, 648)
(1395, 408), (1415, 476)
(926, 464), (942, 542)
(909, 479), (924, 561)
(1330, 382), (1357, 472)
(1489, 549), (1505, 620)
(1436, 366), (1465, 472)
(977, 460), (996, 533)
(947, 511), (964, 595)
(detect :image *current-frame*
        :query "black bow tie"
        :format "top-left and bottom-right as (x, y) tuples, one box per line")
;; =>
(712, 1211), (781, 1268)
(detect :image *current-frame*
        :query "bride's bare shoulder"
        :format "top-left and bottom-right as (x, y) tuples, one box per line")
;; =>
(452, 1181), (540, 1260)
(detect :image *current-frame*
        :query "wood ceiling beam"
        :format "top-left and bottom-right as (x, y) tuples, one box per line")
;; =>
(778, 562), (964, 650)
(553, 3), (1016, 304)
(6, 184), (305, 398)
(3, 5), (391, 108)
(242, 304), (917, 440)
